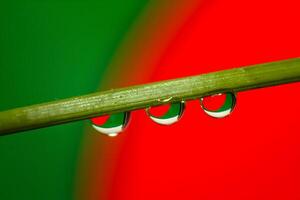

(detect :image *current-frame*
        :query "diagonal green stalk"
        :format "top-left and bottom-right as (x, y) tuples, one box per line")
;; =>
(0, 58), (300, 135)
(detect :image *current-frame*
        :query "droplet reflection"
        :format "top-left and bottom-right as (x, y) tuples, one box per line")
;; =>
(200, 92), (236, 118)
(146, 101), (185, 125)
(91, 112), (130, 137)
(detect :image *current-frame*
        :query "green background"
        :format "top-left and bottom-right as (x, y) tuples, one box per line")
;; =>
(0, 1), (148, 199)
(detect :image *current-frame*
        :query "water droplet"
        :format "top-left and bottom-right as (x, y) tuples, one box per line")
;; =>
(200, 92), (236, 118)
(146, 101), (185, 125)
(90, 112), (130, 137)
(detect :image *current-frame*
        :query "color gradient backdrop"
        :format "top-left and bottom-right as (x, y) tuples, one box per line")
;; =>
(0, 0), (300, 200)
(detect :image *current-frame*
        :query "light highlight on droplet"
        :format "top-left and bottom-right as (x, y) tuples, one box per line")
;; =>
(90, 112), (130, 137)
(200, 92), (236, 118)
(146, 101), (185, 125)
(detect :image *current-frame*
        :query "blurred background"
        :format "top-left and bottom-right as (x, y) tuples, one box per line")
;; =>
(0, 0), (300, 200)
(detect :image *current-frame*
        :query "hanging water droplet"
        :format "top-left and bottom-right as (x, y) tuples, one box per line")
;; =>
(146, 101), (185, 125)
(90, 112), (130, 137)
(200, 92), (236, 118)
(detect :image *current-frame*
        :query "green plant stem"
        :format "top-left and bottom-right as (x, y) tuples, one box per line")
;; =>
(0, 58), (300, 135)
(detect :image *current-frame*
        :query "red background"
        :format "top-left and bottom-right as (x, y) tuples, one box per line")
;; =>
(83, 0), (300, 199)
